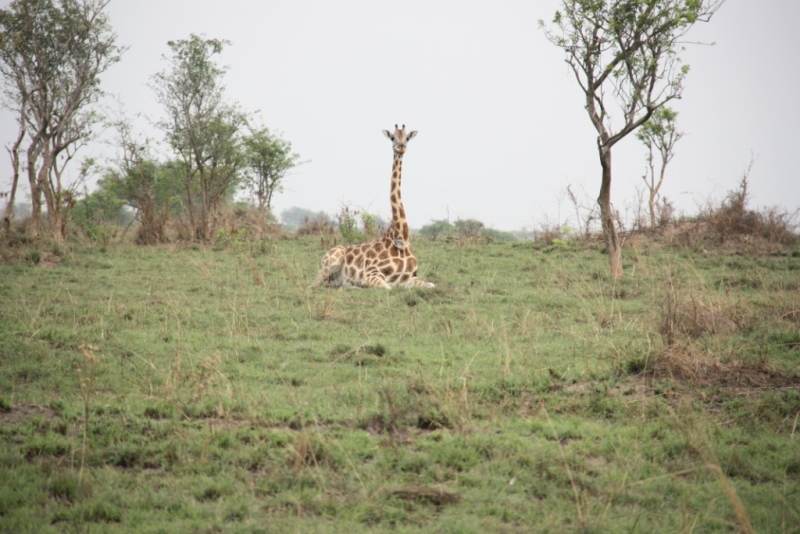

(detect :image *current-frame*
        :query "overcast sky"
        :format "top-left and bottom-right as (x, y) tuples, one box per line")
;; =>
(2, 0), (798, 231)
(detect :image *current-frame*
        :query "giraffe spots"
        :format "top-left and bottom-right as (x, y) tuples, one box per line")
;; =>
(311, 127), (434, 289)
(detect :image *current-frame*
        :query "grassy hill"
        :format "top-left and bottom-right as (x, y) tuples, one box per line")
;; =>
(1, 235), (799, 532)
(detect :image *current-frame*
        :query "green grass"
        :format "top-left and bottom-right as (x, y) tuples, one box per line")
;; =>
(1, 236), (799, 532)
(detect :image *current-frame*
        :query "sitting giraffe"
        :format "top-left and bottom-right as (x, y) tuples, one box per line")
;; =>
(311, 125), (435, 289)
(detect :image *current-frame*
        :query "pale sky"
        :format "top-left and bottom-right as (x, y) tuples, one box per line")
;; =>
(2, 0), (799, 231)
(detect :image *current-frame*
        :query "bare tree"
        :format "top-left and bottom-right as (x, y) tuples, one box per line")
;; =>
(541, 0), (723, 277)
(566, 183), (599, 239)
(0, 0), (122, 240)
(637, 106), (683, 230)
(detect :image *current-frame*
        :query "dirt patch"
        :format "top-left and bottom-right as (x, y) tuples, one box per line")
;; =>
(37, 253), (62, 269)
(389, 484), (459, 506)
(0, 403), (59, 426)
(563, 382), (594, 394)
(608, 379), (659, 401)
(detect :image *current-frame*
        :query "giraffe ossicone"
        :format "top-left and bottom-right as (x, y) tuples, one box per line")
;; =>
(311, 125), (435, 290)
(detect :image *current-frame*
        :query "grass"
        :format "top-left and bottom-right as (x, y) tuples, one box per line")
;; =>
(1, 235), (799, 532)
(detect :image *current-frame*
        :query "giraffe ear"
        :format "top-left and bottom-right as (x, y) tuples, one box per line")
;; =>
(382, 130), (393, 140)
(407, 130), (418, 141)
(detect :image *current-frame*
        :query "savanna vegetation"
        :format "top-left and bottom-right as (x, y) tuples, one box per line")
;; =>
(1, 200), (799, 532)
(2, 1), (799, 531)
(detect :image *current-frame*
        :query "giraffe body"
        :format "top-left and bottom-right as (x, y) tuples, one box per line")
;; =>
(312, 125), (434, 290)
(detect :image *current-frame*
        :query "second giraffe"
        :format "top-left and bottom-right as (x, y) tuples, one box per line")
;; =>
(311, 125), (435, 289)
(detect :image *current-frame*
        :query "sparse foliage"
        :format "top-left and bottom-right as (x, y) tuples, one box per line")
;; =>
(241, 126), (303, 229)
(100, 116), (180, 244)
(419, 219), (454, 240)
(0, 0), (123, 240)
(453, 218), (485, 239)
(637, 107), (683, 230)
(151, 34), (246, 242)
(332, 204), (385, 244)
(566, 184), (600, 239)
(335, 204), (363, 244)
(699, 161), (799, 245)
(540, 0), (724, 277)
(281, 207), (329, 229)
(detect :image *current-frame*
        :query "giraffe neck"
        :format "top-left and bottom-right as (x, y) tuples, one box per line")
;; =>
(389, 152), (410, 243)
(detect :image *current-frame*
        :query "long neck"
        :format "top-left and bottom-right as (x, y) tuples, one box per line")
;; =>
(389, 152), (409, 243)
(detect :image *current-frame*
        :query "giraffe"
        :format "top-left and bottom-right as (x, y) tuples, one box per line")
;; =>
(311, 125), (435, 289)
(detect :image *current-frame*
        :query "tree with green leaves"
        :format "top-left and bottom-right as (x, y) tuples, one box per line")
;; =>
(0, 0), (122, 240)
(454, 218), (485, 239)
(241, 126), (303, 229)
(419, 219), (454, 240)
(151, 35), (246, 242)
(540, 0), (723, 277)
(100, 115), (186, 244)
(636, 106), (683, 230)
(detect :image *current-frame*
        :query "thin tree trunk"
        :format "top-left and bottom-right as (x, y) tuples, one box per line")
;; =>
(648, 191), (657, 231)
(39, 144), (63, 241)
(646, 146), (657, 230)
(49, 147), (70, 241)
(183, 180), (196, 240)
(198, 168), (210, 241)
(2, 122), (25, 238)
(597, 146), (623, 279)
(27, 145), (43, 239)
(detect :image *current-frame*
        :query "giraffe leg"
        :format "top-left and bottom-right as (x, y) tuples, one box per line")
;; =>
(405, 277), (435, 289)
(311, 247), (347, 288)
(364, 268), (392, 289)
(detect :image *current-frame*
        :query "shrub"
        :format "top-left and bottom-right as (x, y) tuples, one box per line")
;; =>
(699, 173), (798, 245)
(419, 219), (454, 240)
(335, 205), (365, 244)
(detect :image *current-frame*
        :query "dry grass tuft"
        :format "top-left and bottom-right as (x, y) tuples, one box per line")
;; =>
(648, 344), (797, 389)
(659, 284), (739, 348)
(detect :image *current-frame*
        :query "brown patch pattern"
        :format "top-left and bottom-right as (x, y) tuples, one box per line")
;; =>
(311, 126), (434, 289)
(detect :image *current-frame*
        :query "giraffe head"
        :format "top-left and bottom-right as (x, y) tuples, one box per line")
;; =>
(382, 124), (418, 155)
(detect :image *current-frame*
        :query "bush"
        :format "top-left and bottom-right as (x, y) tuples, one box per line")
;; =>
(335, 205), (365, 244)
(419, 220), (454, 240)
(297, 215), (334, 237)
(699, 173), (798, 245)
